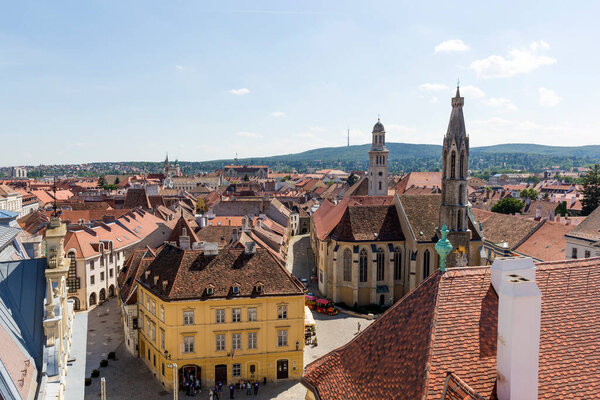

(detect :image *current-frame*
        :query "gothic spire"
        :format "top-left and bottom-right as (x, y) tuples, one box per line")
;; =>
(446, 84), (466, 141)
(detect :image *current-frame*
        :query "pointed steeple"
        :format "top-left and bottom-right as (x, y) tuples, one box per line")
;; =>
(447, 85), (466, 141)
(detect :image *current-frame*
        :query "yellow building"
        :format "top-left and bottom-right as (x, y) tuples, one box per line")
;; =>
(135, 241), (305, 390)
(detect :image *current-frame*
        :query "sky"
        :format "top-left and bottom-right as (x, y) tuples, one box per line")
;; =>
(1, 0), (600, 166)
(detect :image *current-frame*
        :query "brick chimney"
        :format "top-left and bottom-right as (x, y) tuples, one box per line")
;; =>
(180, 227), (190, 250)
(491, 257), (541, 400)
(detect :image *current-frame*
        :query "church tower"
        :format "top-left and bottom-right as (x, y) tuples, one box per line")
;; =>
(368, 118), (389, 196)
(440, 86), (470, 266)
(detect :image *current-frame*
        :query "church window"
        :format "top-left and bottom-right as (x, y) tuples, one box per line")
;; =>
(394, 248), (402, 280)
(376, 248), (385, 281)
(423, 250), (431, 278)
(458, 184), (464, 205)
(460, 152), (465, 179)
(450, 152), (456, 179)
(457, 209), (463, 231)
(343, 249), (352, 282)
(359, 249), (368, 282)
(378, 172), (382, 176)
(379, 181), (382, 191)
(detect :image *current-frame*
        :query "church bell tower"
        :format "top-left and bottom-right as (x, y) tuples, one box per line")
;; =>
(368, 118), (389, 196)
(440, 86), (470, 267)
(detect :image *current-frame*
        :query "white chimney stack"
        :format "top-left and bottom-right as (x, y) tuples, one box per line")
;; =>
(491, 257), (541, 400)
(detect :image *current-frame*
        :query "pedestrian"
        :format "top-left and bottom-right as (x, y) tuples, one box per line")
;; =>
(229, 383), (234, 399)
(209, 389), (214, 400)
(357, 321), (361, 333)
(195, 378), (201, 394)
(213, 386), (219, 400)
(253, 381), (259, 396)
(218, 381), (223, 393)
(246, 382), (252, 396)
(186, 381), (191, 396)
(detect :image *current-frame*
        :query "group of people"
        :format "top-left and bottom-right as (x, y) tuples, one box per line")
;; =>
(182, 372), (201, 397)
(208, 380), (260, 400)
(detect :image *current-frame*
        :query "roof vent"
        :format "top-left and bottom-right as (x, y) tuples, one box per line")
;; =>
(153, 276), (159, 285)
(162, 280), (168, 290)
(145, 270), (151, 279)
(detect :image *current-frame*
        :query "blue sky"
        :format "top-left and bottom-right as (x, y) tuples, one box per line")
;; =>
(1, 0), (599, 166)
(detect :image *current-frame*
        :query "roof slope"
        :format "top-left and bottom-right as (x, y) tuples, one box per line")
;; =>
(331, 205), (403, 242)
(399, 194), (441, 242)
(138, 245), (304, 301)
(514, 220), (573, 261)
(472, 209), (542, 248)
(566, 204), (600, 241)
(304, 258), (600, 399)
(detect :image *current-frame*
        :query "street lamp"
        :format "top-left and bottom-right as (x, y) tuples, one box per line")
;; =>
(167, 362), (178, 400)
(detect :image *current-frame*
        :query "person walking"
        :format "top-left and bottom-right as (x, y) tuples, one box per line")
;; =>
(253, 382), (259, 396)
(229, 383), (234, 399)
(209, 389), (214, 400)
(357, 321), (361, 333)
(246, 382), (252, 396)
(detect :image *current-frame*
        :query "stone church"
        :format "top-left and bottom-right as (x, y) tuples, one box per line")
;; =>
(310, 87), (483, 306)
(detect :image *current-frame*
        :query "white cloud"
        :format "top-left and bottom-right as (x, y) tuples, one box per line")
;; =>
(419, 83), (448, 91)
(229, 88), (250, 96)
(434, 39), (470, 53)
(470, 40), (556, 78)
(175, 65), (184, 70)
(538, 87), (561, 107)
(236, 131), (262, 138)
(430, 96), (439, 104)
(459, 85), (485, 99)
(481, 97), (518, 111)
(271, 111), (285, 117)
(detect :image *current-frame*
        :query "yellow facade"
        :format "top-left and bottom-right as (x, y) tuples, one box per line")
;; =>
(137, 285), (305, 389)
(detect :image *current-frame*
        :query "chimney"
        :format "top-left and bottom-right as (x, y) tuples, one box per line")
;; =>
(491, 257), (541, 400)
(244, 241), (256, 254)
(232, 228), (239, 243)
(102, 215), (116, 223)
(179, 227), (190, 250)
(535, 205), (542, 220)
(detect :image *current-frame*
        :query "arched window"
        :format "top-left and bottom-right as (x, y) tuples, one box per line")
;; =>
(359, 249), (368, 282)
(99, 288), (106, 302)
(89, 292), (97, 306)
(376, 248), (385, 281)
(458, 184), (464, 205)
(394, 247), (402, 280)
(379, 181), (382, 191)
(343, 249), (352, 282)
(69, 297), (80, 311)
(423, 250), (431, 278)
(457, 209), (463, 231)
(460, 151), (465, 179)
(450, 152), (456, 179)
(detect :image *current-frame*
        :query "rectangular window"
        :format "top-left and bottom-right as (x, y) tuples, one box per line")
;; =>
(109, 268), (113, 278)
(90, 275), (95, 285)
(216, 334), (225, 351)
(216, 309), (225, 323)
(146, 297), (150, 311)
(232, 333), (241, 350)
(151, 300), (156, 315)
(100, 271), (105, 281)
(232, 363), (241, 377)
(277, 305), (288, 320)
(183, 336), (194, 353)
(132, 317), (139, 330)
(585, 250), (591, 258)
(277, 330), (288, 347)
(247, 307), (257, 322)
(90, 260), (95, 270)
(160, 329), (165, 350)
(140, 291), (144, 305)
(100, 256), (104, 266)
(232, 308), (241, 322)
(572, 247), (578, 259)
(183, 310), (194, 325)
(248, 332), (257, 349)
(109, 253), (114, 264)
(146, 320), (151, 336)
(160, 306), (165, 322)
(151, 323), (156, 342)
(162, 363), (165, 376)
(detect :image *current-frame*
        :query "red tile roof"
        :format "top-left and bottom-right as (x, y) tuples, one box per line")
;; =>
(303, 258), (600, 399)
(513, 220), (574, 261)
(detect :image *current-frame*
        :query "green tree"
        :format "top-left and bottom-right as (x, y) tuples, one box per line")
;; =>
(98, 175), (107, 188)
(554, 201), (571, 217)
(114, 177), (120, 185)
(346, 173), (358, 186)
(581, 164), (600, 216)
(491, 197), (524, 215)
(243, 174), (249, 181)
(520, 188), (539, 201)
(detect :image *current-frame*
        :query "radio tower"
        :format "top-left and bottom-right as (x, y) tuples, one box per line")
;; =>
(347, 127), (350, 147)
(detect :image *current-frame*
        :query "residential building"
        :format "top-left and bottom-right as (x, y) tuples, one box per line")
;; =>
(136, 243), (305, 389)
(302, 256), (600, 399)
(565, 205), (600, 259)
(223, 165), (269, 179)
(0, 184), (23, 216)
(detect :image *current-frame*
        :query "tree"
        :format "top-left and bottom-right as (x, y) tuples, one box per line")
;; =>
(555, 201), (570, 217)
(520, 188), (539, 201)
(98, 175), (106, 188)
(114, 177), (120, 185)
(581, 164), (600, 216)
(491, 197), (524, 215)
(243, 174), (249, 182)
(346, 173), (358, 187)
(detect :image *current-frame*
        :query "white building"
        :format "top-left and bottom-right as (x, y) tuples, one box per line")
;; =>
(565, 205), (600, 259)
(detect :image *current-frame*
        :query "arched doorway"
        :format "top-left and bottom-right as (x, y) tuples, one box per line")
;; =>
(89, 292), (97, 306)
(247, 363), (257, 381)
(108, 285), (115, 298)
(69, 296), (80, 311)
(180, 365), (201, 389)
(99, 288), (106, 302)
(214, 364), (227, 386)
(379, 294), (385, 306)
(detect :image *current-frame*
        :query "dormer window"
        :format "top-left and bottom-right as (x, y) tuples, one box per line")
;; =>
(232, 286), (239, 294)
(255, 285), (263, 293)
(206, 287), (214, 295)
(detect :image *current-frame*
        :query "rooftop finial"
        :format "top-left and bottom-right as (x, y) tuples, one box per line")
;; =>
(377, 114), (380, 122)
(435, 224), (453, 272)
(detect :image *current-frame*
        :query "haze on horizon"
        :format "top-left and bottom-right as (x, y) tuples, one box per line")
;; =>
(1, 0), (599, 166)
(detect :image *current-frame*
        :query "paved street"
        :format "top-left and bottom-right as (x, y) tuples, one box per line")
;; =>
(82, 235), (373, 399)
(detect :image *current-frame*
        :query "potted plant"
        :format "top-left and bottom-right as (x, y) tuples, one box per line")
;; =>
(91, 369), (100, 378)
(100, 359), (108, 368)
